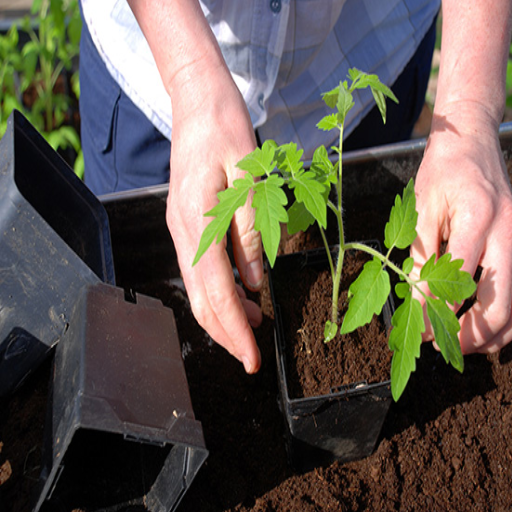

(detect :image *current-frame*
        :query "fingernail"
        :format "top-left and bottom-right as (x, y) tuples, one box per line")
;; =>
(242, 356), (253, 374)
(246, 260), (263, 289)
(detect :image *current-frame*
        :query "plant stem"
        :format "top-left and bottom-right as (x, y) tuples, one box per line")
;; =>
(319, 226), (335, 280)
(345, 241), (428, 300)
(330, 124), (345, 324)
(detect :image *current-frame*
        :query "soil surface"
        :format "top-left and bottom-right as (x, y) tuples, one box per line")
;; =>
(1, 206), (512, 512)
(148, 261), (512, 512)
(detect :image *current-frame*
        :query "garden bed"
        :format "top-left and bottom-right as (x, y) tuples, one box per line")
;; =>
(2, 129), (512, 511)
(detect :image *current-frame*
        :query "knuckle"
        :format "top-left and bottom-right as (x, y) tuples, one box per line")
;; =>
(188, 295), (212, 331)
(208, 284), (236, 316)
(486, 302), (512, 333)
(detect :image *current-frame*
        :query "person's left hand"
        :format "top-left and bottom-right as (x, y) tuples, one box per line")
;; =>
(411, 107), (512, 354)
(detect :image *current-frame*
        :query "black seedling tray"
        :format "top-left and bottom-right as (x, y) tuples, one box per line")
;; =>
(0, 111), (115, 396)
(269, 244), (393, 472)
(34, 282), (208, 512)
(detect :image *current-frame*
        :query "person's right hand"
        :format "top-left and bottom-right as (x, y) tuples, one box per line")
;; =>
(166, 69), (264, 374)
(127, 0), (264, 373)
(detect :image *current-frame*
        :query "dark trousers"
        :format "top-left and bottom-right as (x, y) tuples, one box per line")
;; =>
(79, 13), (437, 195)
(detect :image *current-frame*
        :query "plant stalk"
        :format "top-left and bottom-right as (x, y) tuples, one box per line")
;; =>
(345, 241), (428, 300)
(330, 124), (345, 324)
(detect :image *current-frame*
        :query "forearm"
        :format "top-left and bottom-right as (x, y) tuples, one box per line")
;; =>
(126, 0), (233, 114)
(435, 0), (512, 130)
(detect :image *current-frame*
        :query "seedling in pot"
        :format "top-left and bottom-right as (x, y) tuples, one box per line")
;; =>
(194, 69), (477, 401)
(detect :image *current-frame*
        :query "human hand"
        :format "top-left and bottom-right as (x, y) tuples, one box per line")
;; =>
(125, 1), (264, 372)
(166, 71), (264, 374)
(411, 108), (512, 354)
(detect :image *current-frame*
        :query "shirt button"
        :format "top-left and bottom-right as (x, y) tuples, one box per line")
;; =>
(258, 93), (265, 110)
(270, 0), (281, 13)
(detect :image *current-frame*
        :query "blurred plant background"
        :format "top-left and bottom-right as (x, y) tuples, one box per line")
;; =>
(0, 0), (83, 177)
(505, 43), (512, 122)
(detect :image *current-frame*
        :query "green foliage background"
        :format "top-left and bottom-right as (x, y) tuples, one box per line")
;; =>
(0, 0), (83, 177)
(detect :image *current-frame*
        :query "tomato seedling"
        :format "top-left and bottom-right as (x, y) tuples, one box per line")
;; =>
(194, 69), (476, 400)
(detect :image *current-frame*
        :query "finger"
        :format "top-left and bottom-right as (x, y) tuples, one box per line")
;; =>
(474, 315), (512, 354)
(189, 248), (262, 373)
(410, 198), (441, 341)
(235, 283), (263, 328)
(170, 202), (262, 373)
(459, 250), (512, 354)
(230, 188), (264, 292)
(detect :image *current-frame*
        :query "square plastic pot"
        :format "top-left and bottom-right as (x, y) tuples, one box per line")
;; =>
(34, 282), (208, 512)
(268, 244), (393, 472)
(0, 111), (115, 396)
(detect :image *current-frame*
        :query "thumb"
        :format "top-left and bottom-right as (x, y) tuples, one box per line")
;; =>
(231, 191), (264, 291)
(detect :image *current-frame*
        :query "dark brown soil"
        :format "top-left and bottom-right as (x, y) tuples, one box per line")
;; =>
(1, 210), (512, 512)
(149, 264), (512, 512)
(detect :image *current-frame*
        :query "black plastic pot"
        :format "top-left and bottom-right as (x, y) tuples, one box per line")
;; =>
(34, 282), (208, 512)
(268, 244), (393, 472)
(0, 110), (115, 396)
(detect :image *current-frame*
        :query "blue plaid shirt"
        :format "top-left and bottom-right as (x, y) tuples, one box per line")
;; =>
(82, 0), (440, 157)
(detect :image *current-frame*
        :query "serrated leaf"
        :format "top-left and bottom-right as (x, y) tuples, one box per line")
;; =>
(369, 78), (399, 104)
(389, 293), (425, 400)
(275, 142), (304, 176)
(193, 174), (254, 265)
(384, 179), (417, 250)
(253, 174), (288, 267)
(324, 320), (338, 343)
(336, 83), (354, 125)
(348, 68), (364, 84)
(317, 113), (339, 132)
(287, 200), (315, 235)
(402, 257), (414, 275)
(310, 145), (335, 183)
(289, 170), (328, 228)
(236, 140), (276, 177)
(348, 69), (398, 99)
(426, 296), (464, 372)
(420, 253), (477, 305)
(322, 85), (340, 109)
(340, 258), (391, 334)
(395, 282), (410, 299)
(372, 89), (388, 123)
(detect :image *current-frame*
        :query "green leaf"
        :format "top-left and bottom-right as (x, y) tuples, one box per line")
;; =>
(340, 258), (391, 334)
(347, 68), (365, 85)
(336, 83), (354, 125)
(324, 320), (338, 343)
(252, 174), (288, 267)
(369, 78), (399, 105)
(347, 69), (398, 123)
(193, 174), (254, 266)
(287, 200), (315, 235)
(389, 293), (425, 401)
(275, 142), (304, 176)
(288, 170), (328, 228)
(45, 125), (81, 152)
(236, 140), (276, 177)
(426, 296), (464, 372)
(317, 113), (339, 132)
(384, 179), (418, 250)
(402, 257), (414, 275)
(420, 253), (477, 305)
(310, 145), (335, 183)
(322, 85), (341, 109)
(395, 282), (410, 299)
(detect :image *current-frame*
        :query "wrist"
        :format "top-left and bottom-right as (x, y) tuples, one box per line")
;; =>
(431, 100), (502, 140)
